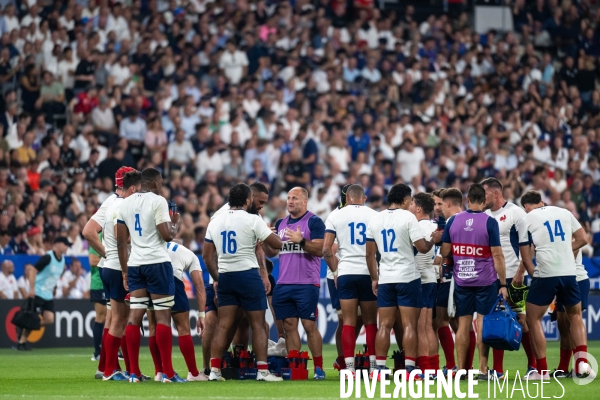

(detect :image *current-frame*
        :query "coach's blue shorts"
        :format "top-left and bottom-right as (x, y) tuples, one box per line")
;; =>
(338, 275), (377, 302)
(529, 276), (581, 308)
(127, 262), (175, 296)
(172, 277), (189, 313)
(377, 279), (422, 308)
(556, 279), (590, 311)
(205, 283), (217, 313)
(421, 282), (437, 309)
(435, 281), (451, 308)
(218, 269), (267, 312)
(454, 281), (499, 317)
(100, 268), (128, 301)
(327, 278), (340, 310)
(272, 284), (319, 321)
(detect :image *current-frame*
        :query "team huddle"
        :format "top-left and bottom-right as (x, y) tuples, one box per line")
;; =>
(84, 166), (595, 383)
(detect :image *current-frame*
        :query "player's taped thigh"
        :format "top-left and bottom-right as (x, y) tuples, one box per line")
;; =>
(106, 302), (112, 310)
(130, 296), (150, 310)
(152, 296), (175, 311)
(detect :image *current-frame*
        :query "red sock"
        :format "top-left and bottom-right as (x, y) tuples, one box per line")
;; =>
(558, 349), (572, 372)
(426, 356), (434, 371)
(104, 333), (121, 376)
(438, 326), (455, 368)
(211, 358), (222, 369)
(125, 325), (142, 377)
(466, 330), (476, 370)
(522, 331), (536, 369)
(148, 336), (163, 375)
(433, 354), (440, 370)
(341, 325), (356, 358)
(537, 357), (548, 373)
(156, 324), (175, 378)
(120, 335), (130, 373)
(336, 356), (347, 369)
(417, 356), (427, 370)
(179, 335), (199, 376)
(574, 345), (588, 373)
(492, 348), (504, 374)
(98, 328), (109, 373)
(313, 355), (323, 371)
(365, 324), (377, 356)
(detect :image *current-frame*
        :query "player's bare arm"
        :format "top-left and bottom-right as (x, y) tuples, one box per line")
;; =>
(116, 223), (130, 290)
(572, 227), (588, 252)
(83, 219), (105, 258)
(491, 246), (508, 298)
(512, 260), (526, 287)
(284, 226), (323, 256)
(190, 270), (206, 334)
(414, 231), (441, 254)
(366, 240), (379, 296)
(519, 243), (536, 277)
(157, 212), (181, 242)
(322, 232), (338, 273)
(440, 242), (452, 258)
(202, 241), (219, 283)
(255, 244), (270, 293)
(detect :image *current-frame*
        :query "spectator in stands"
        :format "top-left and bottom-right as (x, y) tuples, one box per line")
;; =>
(17, 264), (33, 299)
(0, 260), (17, 299)
(0, 229), (12, 255)
(56, 259), (88, 299)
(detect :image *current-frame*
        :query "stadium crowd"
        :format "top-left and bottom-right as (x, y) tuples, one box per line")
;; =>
(0, 0), (599, 268)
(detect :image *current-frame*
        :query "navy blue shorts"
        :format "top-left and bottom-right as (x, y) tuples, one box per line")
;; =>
(90, 289), (107, 305)
(172, 277), (189, 313)
(327, 278), (340, 310)
(218, 269), (267, 312)
(101, 268), (128, 301)
(338, 275), (377, 302)
(421, 283), (436, 309)
(127, 262), (175, 296)
(205, 284), (217, 313)
(454, 281), (499, 317)
(557, 279), (590, 311)
(435, 281), (451, 308)
(267, 274), (276, 297)
(272, 284), (319, 321)
(377, 279), (422, 308)
(529, 276), (581, 308)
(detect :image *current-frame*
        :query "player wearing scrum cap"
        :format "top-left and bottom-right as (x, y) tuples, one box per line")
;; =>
(100, 170), (142, 381)
(82, 166), (135, 378)
(116, 168), (183, 383)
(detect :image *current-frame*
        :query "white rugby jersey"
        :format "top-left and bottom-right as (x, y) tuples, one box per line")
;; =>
(325, 204), (378, 276)
(211, 202), (230, 221)
(416, 219), (437, 284)
(116, 192), (172, 266)
(486, 202), (526, 279)
(517, 206), (582, 278)
(575, 248), (589, 282)
(90, 193), (118, 268)
(166, 242), (202, 281)
(205, 209), (272, 273)
(366, 208), (424, 284)
(102, 196), (124, 271)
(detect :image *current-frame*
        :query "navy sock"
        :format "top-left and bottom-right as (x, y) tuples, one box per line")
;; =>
(93, 322), (104, 357)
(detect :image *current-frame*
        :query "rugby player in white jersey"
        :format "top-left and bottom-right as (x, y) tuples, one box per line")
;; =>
(100, 170), (141, 381)
(482, 178), (536, 377)
(408, 193), (439, 375)
(165, 240), (206, 381)
(116, 168), (183, 383)
(554, 247), (591, 378)
(202, 183), (283, 382)
(83, 166), (135, 379)
(517, 190), (592, 380)
(366, 184), (441, 378)
(201, 182), (271, 376)
(323, 184), (378, 375)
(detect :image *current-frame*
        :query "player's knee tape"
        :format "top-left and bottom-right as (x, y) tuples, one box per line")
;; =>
(130, 296), (150, 310)
(152, 296), (174, 310)
(106, 302), (111, 310)
(336, 309), (343, 315)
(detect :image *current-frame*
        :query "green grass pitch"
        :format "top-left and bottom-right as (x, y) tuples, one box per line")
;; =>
(0, 342), (598, 399)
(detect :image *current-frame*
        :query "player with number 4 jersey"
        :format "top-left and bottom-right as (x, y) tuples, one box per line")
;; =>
(203, 183), (283, 382)
(517, 191), (593, 381)
(323, 185), (378, 375)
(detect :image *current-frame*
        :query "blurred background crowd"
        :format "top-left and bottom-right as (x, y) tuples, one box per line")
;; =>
(0, 0), (599, 272)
